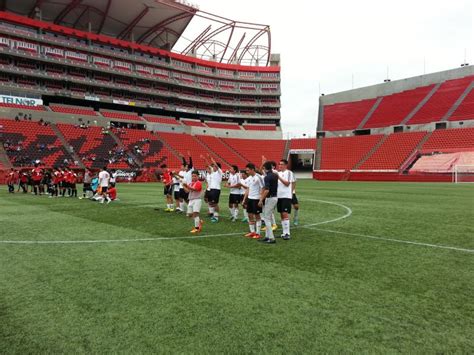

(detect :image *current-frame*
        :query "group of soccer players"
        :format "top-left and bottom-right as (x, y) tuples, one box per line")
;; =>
(161, 155), (300, 244)
(5, 164), (118, 203)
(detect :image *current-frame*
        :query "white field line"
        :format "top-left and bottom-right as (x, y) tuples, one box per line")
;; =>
(0, 199), (351, 245)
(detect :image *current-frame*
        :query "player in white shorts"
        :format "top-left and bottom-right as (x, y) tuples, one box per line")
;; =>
(182, 170), (203, 234)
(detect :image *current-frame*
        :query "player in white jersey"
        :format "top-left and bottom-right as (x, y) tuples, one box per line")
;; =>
(225, 165), (242, 222)
(201, 154), (223, 223)
(241, 163), (264, 239)
(175, 154), (193, 214)
(203, 165), (213, 216)
(291, 173), (299, 226)
(239, 170), (250, 222)
(98, 166), (111, 204)
(172, 173), (181, 211)
(277, 159), (294, 239)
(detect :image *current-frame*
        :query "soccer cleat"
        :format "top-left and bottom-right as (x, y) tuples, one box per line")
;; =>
(259, 237), (276, 244)
(241, 217), (248, 223)
(210, 217), (219, 223)
(251, 234), (261, 239)
(244, 232), (256, 238)
(190, 227), (201, 234)
(272, 224), (278, 231)
(282, 234), (291, 240)
(261, 225), (266, 231)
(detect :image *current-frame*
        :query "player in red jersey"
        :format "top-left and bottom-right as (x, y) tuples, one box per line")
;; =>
(160, 164), (174, 212)
(68, 169), (78, 198)
(183, 170), (203, 234)
(6, 168), (16, 193)
(31, 163), (43, 195)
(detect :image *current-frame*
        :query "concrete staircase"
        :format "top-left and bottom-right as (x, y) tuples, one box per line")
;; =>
(282, 139), (291, 159)
(108, 130), (143, 168)
(217, 137), (249, 163)
(0, 143), (12, 169)
(314, 138), (323, 170)
(400, 83), (441, 125)
(352, 135), (388, 170)
(399, 131), (433, 172)
(50, 123), (86, 169)
(153, 132), (186, 165)
(193, 136), (232, 167)
(441, 81), (474, 121)
(356, 97), (383, 130)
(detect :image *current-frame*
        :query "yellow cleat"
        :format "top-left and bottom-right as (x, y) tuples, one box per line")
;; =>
(272, 224), (278, 231)
(190, 227), (201, 234)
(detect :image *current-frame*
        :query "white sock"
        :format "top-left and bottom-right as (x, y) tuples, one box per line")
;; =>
(194, 216), (200, 228)
(256, 220), (262, 235)
(214, 212), (219, 218)
(179, 202), (185, 210)
(282, 219), (290, 235)
(209, 207), (215, 214)
(233, 207), (239, 218)
(249, 224), (255, 233)
(271, 213), (276, 225)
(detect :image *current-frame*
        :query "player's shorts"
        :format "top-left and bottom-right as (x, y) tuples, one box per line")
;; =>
(208, 189), (221, 204)
(70, 183), (76, 190)
(188, 199), (202, 213)
(179, 188), (189, 201)
(246, 198), (262, 215)
(173, 190), (180, 200)
(32, 179), (41, 186)
(292, 193), (299, 205)
(101, 186), (108, 193)
(163, 185), (172, 196)
(204, 190), (210, 202)
(83, 183), (91, 191)
(229, 193), (242, 205)
(277, 198), (292, 213)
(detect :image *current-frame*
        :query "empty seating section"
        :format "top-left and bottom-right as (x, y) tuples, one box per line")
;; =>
(0, 103), (45, 111)
(181, 119), (206, 127)
(289, 138), (317, 150)
(143, 115), (179, 125)
(101, 111), (143, 122)
(222, 138), (286, 165)
(320, 135), (383, 170)
(0, 119), (72, 167)
(408, 77), (473, 124)
(195, 135), (247, 168)
(156, 132), (222, 169)
(449, 88), (474, 121)
(50, 105), (98, 116)
(115, 129), (180, 168)
(57, 124), (117, 169)
(323, 98), (377, 131)
(364, 85), (435, 128)
(421, 127), (474, 152)
(243, 124), (276, 131)
(205, 122), (241, 130)
(358, 131), (426, 170)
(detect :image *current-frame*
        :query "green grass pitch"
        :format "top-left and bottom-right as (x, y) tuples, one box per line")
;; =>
(0, 180), (473, 353)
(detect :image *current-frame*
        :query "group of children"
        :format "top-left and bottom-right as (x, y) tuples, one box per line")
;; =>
(5, 165), (118, 203)
(160, 155), (300, 244)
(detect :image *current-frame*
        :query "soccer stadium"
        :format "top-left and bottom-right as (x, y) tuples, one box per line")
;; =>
(0, 0), (473, 352)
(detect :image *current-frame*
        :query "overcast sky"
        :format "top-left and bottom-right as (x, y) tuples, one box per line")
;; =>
(179, 0), (473, 137)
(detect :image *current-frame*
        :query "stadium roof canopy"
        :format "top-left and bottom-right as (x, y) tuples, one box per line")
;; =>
(2, 0), (272, 66)
(2, 0), (198, 50)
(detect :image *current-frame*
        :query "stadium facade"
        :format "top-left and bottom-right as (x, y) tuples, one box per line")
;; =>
(0, 1), (473, 183)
